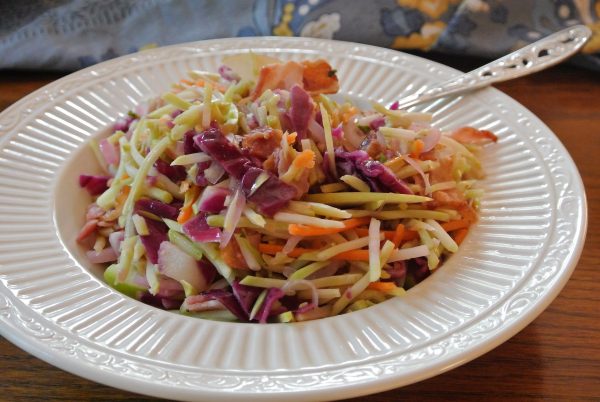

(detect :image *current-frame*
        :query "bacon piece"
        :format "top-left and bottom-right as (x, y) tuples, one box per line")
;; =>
(85, 203), (105, 220)
(77, 219), (98, 242)
(427, 156), (467, 209)
(250, 59), (339, 99)
(241, 128), (283, 160)
(221, 237), (249, 270)
(450, 127), (498, 145)
(250, 61), (304, 99)
(301, 59), (339, 95)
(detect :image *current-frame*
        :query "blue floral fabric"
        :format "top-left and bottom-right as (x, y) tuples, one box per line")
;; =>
(1, 0), (599, 71)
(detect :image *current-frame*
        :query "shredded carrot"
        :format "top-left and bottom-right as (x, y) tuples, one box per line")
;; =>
(181, 79), (227, 92)
(403, 229), (419, 241)
(367, 281), (397, 292)
(287, 132), (298, 145)
(458, 205), (478, 224)
(354, 228), (395, 241)
(441, 218), (471, 232)
(258, 243), (370, 261)
(222, 237), (249, 270)
(410, 139), (425, 159)
(177, 185), (200, 224)
(177, 205), (193, 224)
(292, 149), (315, 169)
(453, 228), (469, 245)
(288, 217), (370, 236)
(336, 249), (370, 261)
(341, 106), (358, 123)
(116, 186), (131, 205)
(258, 244), (307, 257)
(392, 224), (405, 247)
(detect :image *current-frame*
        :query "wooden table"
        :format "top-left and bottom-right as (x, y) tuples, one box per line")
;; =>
(1, 55), (599, 401)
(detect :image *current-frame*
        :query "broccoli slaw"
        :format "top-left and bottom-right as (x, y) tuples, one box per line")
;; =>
(78, 54), (497, 323)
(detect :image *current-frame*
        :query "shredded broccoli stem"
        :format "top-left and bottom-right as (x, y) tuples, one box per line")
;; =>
(331, 271), (371, 315)
(340, 175), (370, 192)
(168, 230), (204, 260)
(162, 92), (192, 110)
(249, 289), (268, 321)
(120, 135), (173, 237)
(195, 242), (234, 283)
(116, 235), (137, 283)
(202, 83), (213, 129)
(320, 103), (337, 178)
(289, 261), (330, 280)
(374, 209), (450, 221)
(304, 192), (431, 205)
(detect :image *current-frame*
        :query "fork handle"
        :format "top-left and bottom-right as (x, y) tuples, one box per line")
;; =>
(395, 25), (592, 110)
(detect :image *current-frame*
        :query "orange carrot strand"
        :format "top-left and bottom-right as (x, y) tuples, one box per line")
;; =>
(453, 228), (469, 245)
(441, 218), (470, 232)
(367, 281), (396, 292)
(403, 230), (419, 241)
(257, 244), (370, 261)
(354, 228), (395, 241)
(177, 205), (193, 224)
(392, 224), (405, 247)
(288, 217), (370, 236)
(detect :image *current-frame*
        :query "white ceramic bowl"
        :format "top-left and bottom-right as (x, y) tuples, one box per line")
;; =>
(0, 37), (587, 401)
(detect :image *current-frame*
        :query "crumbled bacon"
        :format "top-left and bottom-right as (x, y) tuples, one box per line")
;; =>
(451, 127), (498, 145)
(241, 128), (283, 160)
(250, 61), (304, 99)
(221, 236), (249, 270)
(301, 59), (339, 95)
(250, 59), (339, 99)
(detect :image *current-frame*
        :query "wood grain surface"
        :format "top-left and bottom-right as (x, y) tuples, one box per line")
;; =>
(1, 55), (599, 402)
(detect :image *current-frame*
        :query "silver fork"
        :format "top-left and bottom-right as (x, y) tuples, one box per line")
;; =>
(393, 25), (592, 110)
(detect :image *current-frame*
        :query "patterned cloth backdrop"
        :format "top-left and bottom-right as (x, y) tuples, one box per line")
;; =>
(0, 0), (599, 71)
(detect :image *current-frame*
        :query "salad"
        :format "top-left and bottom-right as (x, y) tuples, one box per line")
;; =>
(78, 54), (497, 323)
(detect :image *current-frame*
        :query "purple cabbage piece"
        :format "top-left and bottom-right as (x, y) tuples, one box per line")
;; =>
(332, 125), (344, 139)
(248, 175), (297, 216)
(194, 160), (211, 186)
(184, 130), (216, 186)
(279, 111), (293, 134)
(186, 289), (247, 321)
(135, 198), (179, 221)
(155, 276), (185, 299)
(182, 213), (222, 243)
(231, 280), (262, 316)
(408, 257), (430, 285)
(183, 131), (199, 154)
(140, 292), (183, 310)
(335, 149), (413, 194)
(289, 85), (313, 141)
(113, 113), (136, 133)
(197, 186), (229, 213)
(161, 298), (183, 310)
(385, 261), (407, 287)
(194, 128), (296, 216)
(369, 116), (386, 131)
(139, 218), (168, 264)
(240, 166), (262, 191)
(218, 65), (241, 82)
(257, 287), (285, 324)
(198, 259), (218, 286)
(140, 292), (166, 309)
(154, 158), (187, 182)
(79, 175), (110, 196)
